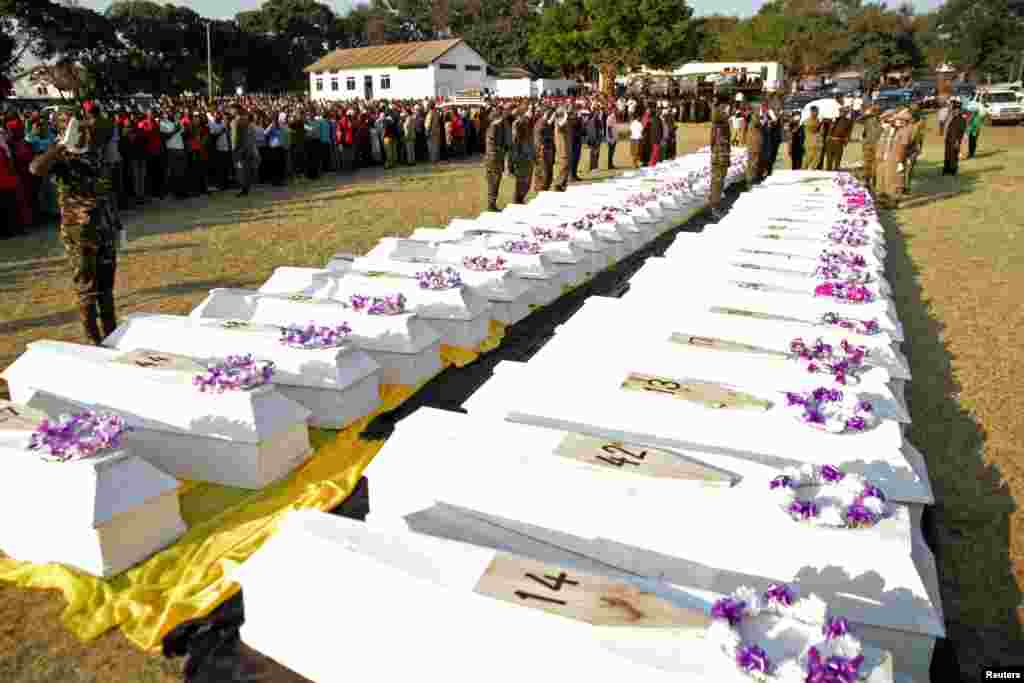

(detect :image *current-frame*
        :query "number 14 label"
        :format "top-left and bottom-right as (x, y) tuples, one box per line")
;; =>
(473, 554), (710, 629)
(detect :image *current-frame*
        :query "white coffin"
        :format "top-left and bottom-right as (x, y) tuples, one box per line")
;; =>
(625, 277), (904, 342)
(500, 204), (635, 261)
(360, 239), (549, 317)
(557, 297), (910, 380)
(258, 266), (492, 350)
(474, 213), (609, 275)
(525, 198), (662, 246)
(190, 288), (442, 387)
(627, 260), (897, 321)
(433, 241), (563, 307)
(337, 254), (532, 327)
(1, 341), (313, 489)
(365, 409), (938, 680)
(527, 327), (908, 422)
(698, 230), (886, 266)
(103, 313), (381, 430)
(461, 360), (931, 506)
(0, 393), (185, 577)
(235, 509), (895, 683)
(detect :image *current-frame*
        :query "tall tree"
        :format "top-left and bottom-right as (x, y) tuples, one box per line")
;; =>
(934, 0), (1024, 81)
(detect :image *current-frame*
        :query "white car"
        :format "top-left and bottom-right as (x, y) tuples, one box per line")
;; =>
(974, 90), (1023, 124)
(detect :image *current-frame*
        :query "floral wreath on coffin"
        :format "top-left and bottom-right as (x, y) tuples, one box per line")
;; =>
(28, 411), (131, 463)
(708, 584), (868, 682)
(280, 322), (353, 349)
(815, 251), (875, 284)
(789, 337), (868, 386)
(348, 293), (407, 315)
(814, 281), (874, 304)
(784, 387), (877, 434)
(502, 239), (543, 255)
(770, 464), (890, 529)
(462, 255), (507, 272)
(194, 354), (275, 393)
(415, 266), (462, 290)
(820, 313), (881, 336)
(530, 225), (573, 243)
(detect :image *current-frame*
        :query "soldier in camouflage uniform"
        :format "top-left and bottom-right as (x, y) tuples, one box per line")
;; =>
(484, 104), (513, 211)
(860, 102), (882, 193)
(532, 106), (555, 192)
(509, 106), (536, 204)
(553, 106), (572, 192)
(30, 113), (123, 345)
(709, 95), (732, 220)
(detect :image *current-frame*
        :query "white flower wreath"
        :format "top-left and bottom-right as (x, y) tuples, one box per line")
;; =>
(770, 464), (890, 529)
(707, 584), (868, 683)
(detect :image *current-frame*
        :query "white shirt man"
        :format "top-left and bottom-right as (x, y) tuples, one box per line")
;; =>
(208, 114), (230, 152)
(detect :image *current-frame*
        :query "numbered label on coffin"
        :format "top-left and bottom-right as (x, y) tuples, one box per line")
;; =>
(700, 230), (887, 265)
(624, 281), (904, 342)
(102, 314), (382, 431)
(0, 341), (313, 489)
(364, 410), (936, 644)
(234, 511), (896, 683)
(723, 215), (886, 241)
(364, 238), (441, 264)
(366, 409), (914, 558)
(462, 360), (930, 506)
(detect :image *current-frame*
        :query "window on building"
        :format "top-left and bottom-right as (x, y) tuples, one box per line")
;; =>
(380, 74), (391, 90)
(315, 79), (323, 91)
(439, 63), (457, 70)
(464, 65), (481, 72)
(331, 78), (339, 91)
(346, 77), (356, 91)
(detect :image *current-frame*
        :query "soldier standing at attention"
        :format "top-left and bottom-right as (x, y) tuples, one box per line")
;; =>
(860, 102), (882, 193)
(484, 104), (513, 211)
(553, 106), (572, 192)
(509, 105), (535, 204)
(30, 110), (123, 345)
(533, 106), (555, 192)
(709, 94), (732, 220)
(745, 107), (763, 189)
(802, 106), (822, 170)
(824, 107), (853, 171)
(903, 107), (926, 194)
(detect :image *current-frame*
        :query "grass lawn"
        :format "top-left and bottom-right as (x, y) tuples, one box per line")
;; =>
(1, 122), (1023, 681)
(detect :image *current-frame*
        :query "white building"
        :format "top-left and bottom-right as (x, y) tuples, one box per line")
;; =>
(306, 38), (491, 102)
(492, 67), (579, 98)
(673, 62), (786, 92)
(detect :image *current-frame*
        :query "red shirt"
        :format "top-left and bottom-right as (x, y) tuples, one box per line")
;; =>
(138, 118), (161, 156)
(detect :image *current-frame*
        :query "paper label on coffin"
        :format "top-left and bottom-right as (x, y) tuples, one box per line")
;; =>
(0, 402), (46, 433)
(621, 373), (774, 411)
(110, 349), (208, 377)
(553, 433), (739, 485)
(364, 410), (937, 642)
(471, 362), (929, 504)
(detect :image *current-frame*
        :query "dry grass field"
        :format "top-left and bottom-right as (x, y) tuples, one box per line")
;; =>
(1, 122), (1022, 681)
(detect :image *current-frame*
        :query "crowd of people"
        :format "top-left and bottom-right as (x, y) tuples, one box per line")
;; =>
(1, 92), (713, 238)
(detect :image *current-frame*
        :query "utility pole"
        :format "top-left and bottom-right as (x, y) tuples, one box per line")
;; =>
(206, 21), (213, 99)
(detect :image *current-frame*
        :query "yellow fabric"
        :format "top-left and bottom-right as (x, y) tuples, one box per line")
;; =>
(0, 378), (431, 653)
(439, 319), (506, 368)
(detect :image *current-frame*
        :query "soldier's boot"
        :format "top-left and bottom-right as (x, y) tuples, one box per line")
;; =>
(78, 302), (104, 346)
(98, 291), (118, 339)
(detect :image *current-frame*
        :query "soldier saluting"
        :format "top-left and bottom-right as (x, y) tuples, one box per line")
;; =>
(484, 104), (515, 212)
(533, 105), (555, 192)
(30, 108), (123, 345)
(508, 105), (536, 205)
(708, 87), (732, 221)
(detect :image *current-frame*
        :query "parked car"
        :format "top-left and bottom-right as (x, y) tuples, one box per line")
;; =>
(782, 94), (818, 117)
(974, 90), (1024, 124)
(873, 89), (914, 112)
(953, 84), (977, 101)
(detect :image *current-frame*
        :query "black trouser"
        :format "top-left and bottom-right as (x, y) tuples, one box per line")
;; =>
(305, 141), (320, 179)
(166, 150), (188, 198)
(147, 155), (165, 197)
(968, 132), (978, 159)
(190, 153), (208, 195)
(606, 141), (617, 168)
(792, 152), (804, 170)
(266, 147), (286, 185)
(571, 139), (582, 179)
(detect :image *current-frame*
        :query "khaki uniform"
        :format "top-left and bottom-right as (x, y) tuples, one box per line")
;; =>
(709, 104), (731, 211)
(533, 116), (554, 192)
(860, 113), (882, 192)
(745, 114), (763, 188)
(877, 123), (911, 206)
(802, 116), (822, 170)
(553, 113), (572, 192)
(484, 115), (510, 211)
(904, 119), (925, 193)
(52, 148), (122, 345)
(825, 116), (853, 171)
(509, 114), (535, 204)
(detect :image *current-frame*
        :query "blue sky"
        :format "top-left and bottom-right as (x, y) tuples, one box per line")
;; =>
(78, 0), (947, 22)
